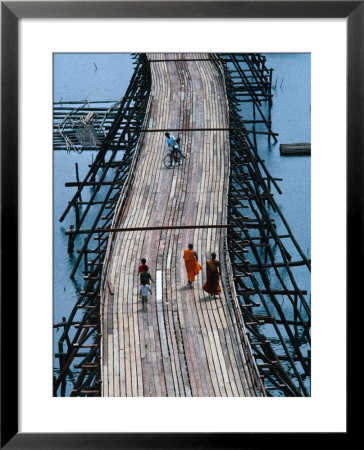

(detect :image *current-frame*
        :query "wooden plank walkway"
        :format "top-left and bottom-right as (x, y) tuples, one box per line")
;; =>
(100, 53), (257, 397)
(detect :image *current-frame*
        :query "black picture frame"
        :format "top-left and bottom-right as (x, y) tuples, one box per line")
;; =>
(1, 1), (356, 448)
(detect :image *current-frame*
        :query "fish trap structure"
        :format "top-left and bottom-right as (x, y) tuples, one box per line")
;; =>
(54, 53), (310, 397)
(54, 100), (126, 152)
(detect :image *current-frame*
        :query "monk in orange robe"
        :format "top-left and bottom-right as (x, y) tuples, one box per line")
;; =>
(183, 243), (202, 288)
(203, 252), (222, 297)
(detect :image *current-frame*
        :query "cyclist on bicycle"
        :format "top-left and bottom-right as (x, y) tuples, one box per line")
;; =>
(165, 132), (186, 159)
(174, 137), (186, 158)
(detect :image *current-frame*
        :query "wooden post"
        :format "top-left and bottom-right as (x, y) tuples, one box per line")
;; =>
(252, 101), (258, 150)
(83, 238), (88, 273)
(75, 163), (82, 201)
(68, 225), (74, 253)
(58, 342), (67, 397)
(74, 203), (80, 229)
(294, 294), (298, 338)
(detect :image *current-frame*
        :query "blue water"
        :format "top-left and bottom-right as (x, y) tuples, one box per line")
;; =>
(258, 53), (311, 311)
(54, 53), (134, 103)
(53, 53), (310, 395)
(262, 53), (311, 261)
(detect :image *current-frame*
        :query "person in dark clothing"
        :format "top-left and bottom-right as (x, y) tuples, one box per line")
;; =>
(140, 264), (153, 285)
(202, 252), (221, 298)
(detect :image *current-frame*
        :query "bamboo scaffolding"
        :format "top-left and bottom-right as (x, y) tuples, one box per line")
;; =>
(215, 53), (311, 396)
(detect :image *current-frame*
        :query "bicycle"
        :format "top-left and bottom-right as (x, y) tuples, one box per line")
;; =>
(163, 148), (183, 169)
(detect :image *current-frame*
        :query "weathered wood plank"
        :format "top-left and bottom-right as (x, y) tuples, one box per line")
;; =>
(100, 53), (257, 397)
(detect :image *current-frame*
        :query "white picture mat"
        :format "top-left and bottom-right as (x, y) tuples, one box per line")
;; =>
(19, 18), (346, 433)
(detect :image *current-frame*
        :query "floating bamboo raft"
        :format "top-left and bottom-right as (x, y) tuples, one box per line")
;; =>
(280, 143), (311, 155)
(100, 53), (259, 397)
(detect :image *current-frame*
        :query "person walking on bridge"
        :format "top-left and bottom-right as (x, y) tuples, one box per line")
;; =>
(202, 252), (222, 298)
(139, 283), (152, 311)
(183, 243), (202, 288)
(138, 258), (149, 274)
(140, 264), (153, 285)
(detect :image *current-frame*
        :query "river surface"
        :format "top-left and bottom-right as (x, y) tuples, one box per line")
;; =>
(53, 53), (310, 396)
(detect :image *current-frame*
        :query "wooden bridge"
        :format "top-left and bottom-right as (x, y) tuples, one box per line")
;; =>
(54, 53), (310, 398)
(100, 54), (259, 397)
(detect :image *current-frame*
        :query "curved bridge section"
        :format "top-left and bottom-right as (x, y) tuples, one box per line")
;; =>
(100, 53), (259, 397)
